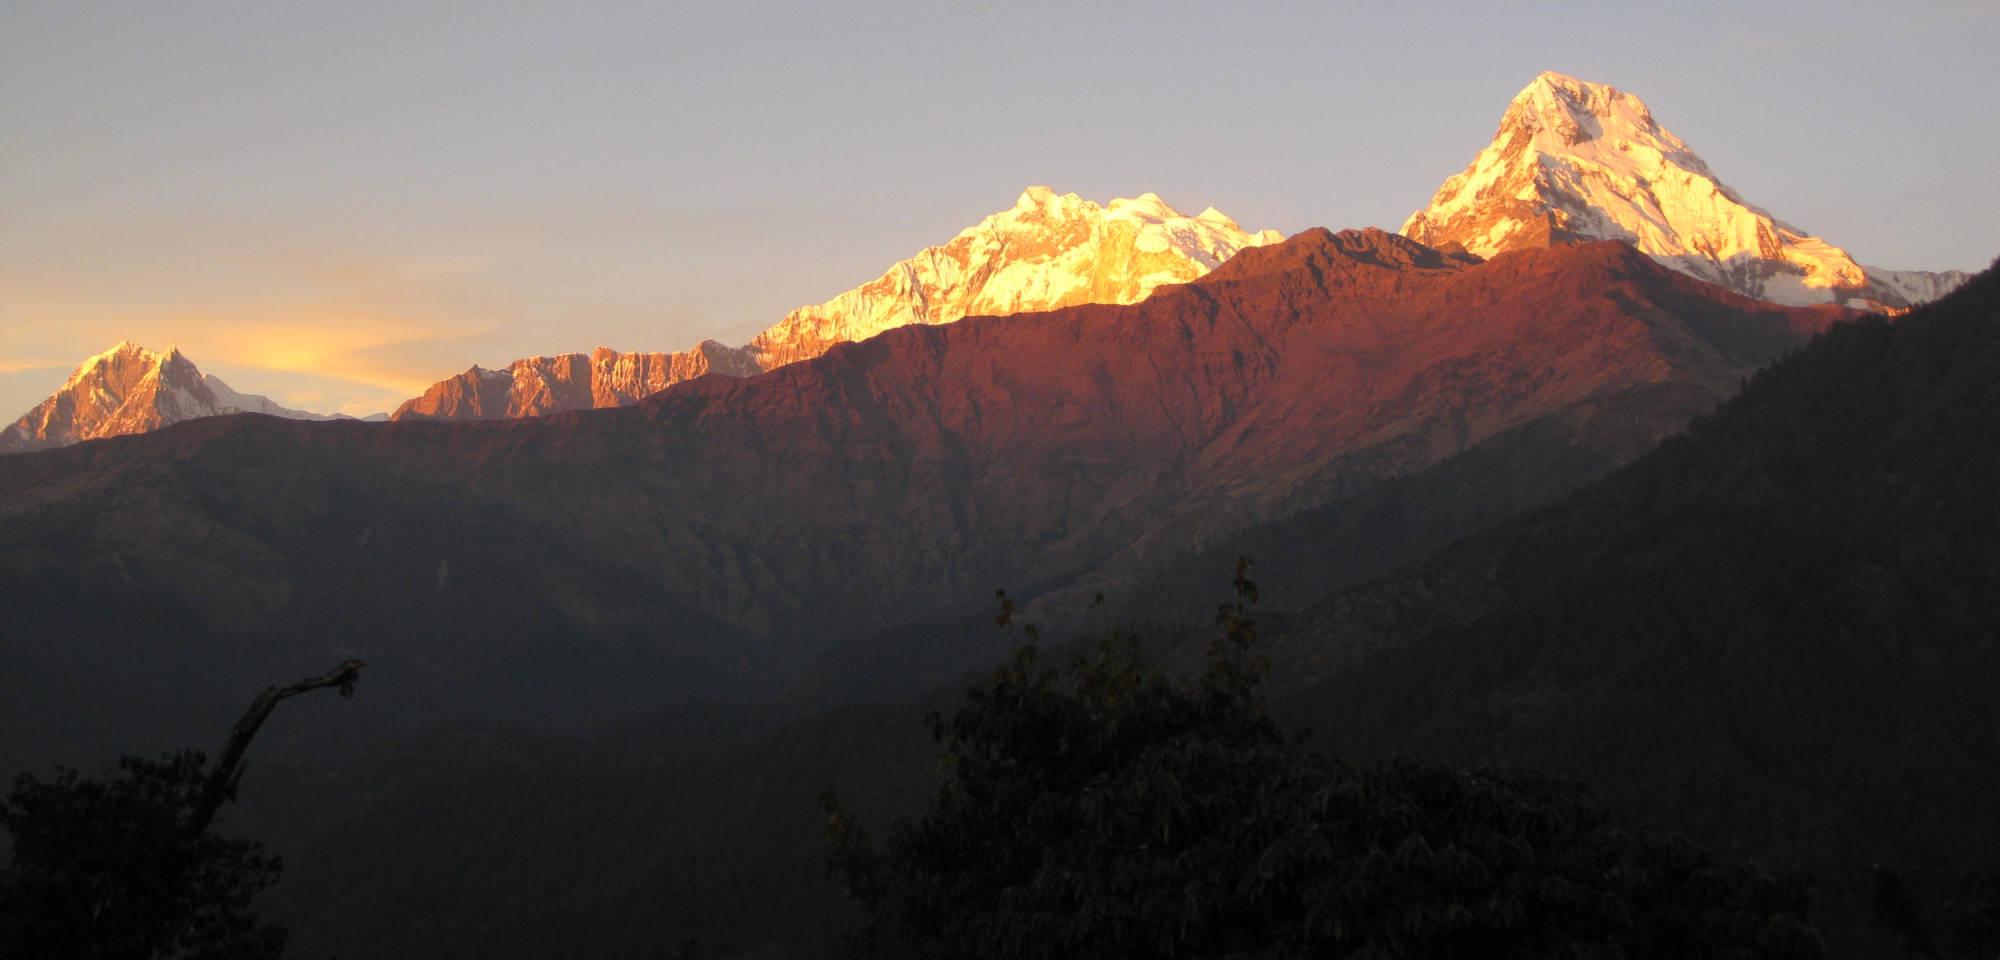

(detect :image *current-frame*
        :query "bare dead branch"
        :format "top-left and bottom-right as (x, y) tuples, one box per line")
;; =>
(187, 658), (365, 837)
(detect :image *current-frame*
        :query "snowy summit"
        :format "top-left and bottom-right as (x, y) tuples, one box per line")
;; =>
(1, 342), (342, 455)
(397, 188), (1283, 420)
(743, 187), (1285, 369)
(1402, 72), (1968, 311)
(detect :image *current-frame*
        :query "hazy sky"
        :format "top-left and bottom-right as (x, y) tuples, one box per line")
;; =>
(4, 1), (1995, 417)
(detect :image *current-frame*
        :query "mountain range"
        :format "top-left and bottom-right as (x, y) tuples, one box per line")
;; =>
(3, 73), (1969, 453)
(390, 187), (1281, 420)
(4, 70), (1995, 958)
(0, 227), (1848, 772)
(246, 253), (1999, 960)
(2, 189), (1276, 448)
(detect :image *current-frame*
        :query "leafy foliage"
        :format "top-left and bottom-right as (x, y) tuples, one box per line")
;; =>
(825, 563), (1819, 959)
(0, 749), (284, 959)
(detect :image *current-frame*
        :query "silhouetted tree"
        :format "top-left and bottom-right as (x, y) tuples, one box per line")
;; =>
(1873, 863), (2000, 960)
(1, 750), (283, 958)
(824, 562), (1820, 958)
(0, 659), (363, 959)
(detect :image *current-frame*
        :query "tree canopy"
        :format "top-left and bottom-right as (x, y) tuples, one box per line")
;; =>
(0, 750), (284, 959)
(1, 659), (362, 959)
(824, 564), (1821, 959)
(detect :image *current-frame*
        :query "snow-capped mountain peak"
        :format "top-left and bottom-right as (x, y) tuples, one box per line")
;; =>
(743, 187), (1283, 369)
(395, 188), (1282, 420)
(1403, 72), (1960, 310)
(2, 343), (344, 454)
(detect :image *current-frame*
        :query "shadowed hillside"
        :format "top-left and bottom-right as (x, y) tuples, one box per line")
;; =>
(0, 229), (1848, 774)
(1275, 256), (2000, 956)
(193, 257), (2000, 958)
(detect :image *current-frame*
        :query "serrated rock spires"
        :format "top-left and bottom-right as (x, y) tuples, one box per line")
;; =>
(1403, 71), (1967, 311)
(390, 342), (764, 421)
(393, 187), (1283, 420)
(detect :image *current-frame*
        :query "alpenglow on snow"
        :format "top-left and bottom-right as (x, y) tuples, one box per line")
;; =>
(395, 187), (1282, 420)
(1402, 71), (1968, 311)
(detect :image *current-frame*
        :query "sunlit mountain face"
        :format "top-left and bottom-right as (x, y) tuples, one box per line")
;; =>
(0, 341), (346, 455)
(0, 227), (1851, 774)
(1404, 72), (1970, 311)
(393, 187), (1282, 421)
(6, 59), (1993, 960)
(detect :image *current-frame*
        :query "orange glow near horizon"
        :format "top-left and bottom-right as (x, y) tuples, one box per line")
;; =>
(216, 320), (461, 392)
(0, 298), (495, 418)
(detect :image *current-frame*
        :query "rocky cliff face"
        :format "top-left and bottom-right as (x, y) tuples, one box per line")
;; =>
(1403, 71), (1967, 311)
(0, 342), (338, 454)
(393, 187), (1283, 420)
(391, 342), (762, 420)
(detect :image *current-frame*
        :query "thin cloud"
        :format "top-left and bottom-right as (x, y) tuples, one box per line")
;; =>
(182, 311), (495, 398)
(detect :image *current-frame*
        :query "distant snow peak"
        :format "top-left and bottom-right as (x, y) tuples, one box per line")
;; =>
(1, 343), (341, 454)
(395, 187), (1280, 420)
(202, 373), (336, 420)
(743, 187), (1283, 370)
(1403, 72), (1965, 311)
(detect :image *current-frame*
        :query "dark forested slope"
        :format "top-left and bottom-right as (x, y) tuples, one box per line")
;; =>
(1277, 257), (2000, 953)
(221, 255), (2000, 958)
(0, 231), (1846, 772)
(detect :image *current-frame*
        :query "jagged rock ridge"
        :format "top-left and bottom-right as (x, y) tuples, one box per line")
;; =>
(391, 342), (762, 421)
(1402, 71), (1969, 311)
(394, 187), (1283, 420)
(0, 342), (341, 455)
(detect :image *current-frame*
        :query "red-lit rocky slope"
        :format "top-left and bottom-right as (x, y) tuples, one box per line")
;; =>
(390, 342), (761, 421)
(391, 187), (1281, 421)
(0, 228), (1851, 769)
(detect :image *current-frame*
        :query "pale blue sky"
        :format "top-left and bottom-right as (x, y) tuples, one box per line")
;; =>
(3, 1), (1995, 416)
